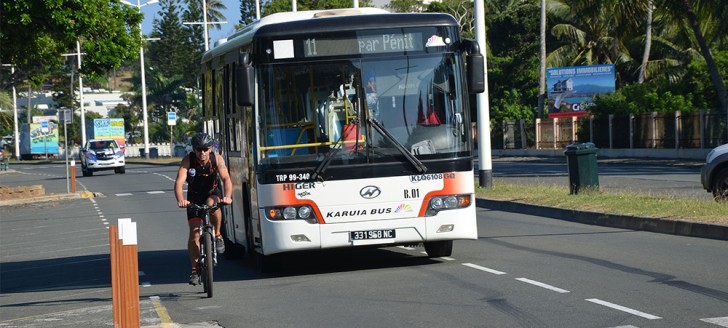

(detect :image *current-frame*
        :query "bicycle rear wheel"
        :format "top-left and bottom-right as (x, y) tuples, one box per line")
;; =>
(202, 232), (214, 298)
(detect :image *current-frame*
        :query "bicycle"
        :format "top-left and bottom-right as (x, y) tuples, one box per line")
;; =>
(186, 202), (225, 298)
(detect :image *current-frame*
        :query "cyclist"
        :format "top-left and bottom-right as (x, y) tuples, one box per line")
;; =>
(174, 132), (232, 286)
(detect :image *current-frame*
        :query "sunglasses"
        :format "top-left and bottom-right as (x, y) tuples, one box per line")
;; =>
(194, 147), (210, 152)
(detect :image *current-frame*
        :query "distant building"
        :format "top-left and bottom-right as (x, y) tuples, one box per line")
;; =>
(552, 79), (573, 93)
(16, 90), (128, 118)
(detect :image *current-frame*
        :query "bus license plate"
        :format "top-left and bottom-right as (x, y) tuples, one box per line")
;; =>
(350, 229), (396, 240)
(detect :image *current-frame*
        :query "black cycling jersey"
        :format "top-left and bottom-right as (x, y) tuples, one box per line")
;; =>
(186, 151), (219, 205)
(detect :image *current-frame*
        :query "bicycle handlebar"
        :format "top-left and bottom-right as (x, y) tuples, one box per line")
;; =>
(186, 202), (226, 213)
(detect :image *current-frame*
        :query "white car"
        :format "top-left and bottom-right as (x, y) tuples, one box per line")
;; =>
(80, 139), (126, 176)
(701, 143), (728, 201)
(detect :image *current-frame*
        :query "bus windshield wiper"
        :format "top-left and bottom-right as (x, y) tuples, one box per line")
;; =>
(368, 118), (427, 174)
(310, 137), (341, 182)
(311, 118), (359, 182)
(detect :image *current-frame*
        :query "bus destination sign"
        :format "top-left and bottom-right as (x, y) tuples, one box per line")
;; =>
(302, 32), (423, 58)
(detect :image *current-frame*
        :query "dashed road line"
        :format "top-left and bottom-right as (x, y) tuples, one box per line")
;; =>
(586, 298), (661, 320)
(462, 262), (507, 275)
(147, 191), (166, 194)
(116, 193), (133, 196)
(515, 277), (570, 293)
(701, 317), (728, 327)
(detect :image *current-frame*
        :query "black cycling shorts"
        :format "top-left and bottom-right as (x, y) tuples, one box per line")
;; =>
(186, 189), (222, 221)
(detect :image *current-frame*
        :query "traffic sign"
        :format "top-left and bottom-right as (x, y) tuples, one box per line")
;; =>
(167, 112), (177, 126)
(41, 121), (49, 133)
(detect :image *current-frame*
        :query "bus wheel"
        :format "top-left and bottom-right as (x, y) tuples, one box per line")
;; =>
(424, 240), (453, 258)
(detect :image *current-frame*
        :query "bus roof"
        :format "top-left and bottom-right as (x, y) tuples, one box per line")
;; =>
(201, 8), (458, 65)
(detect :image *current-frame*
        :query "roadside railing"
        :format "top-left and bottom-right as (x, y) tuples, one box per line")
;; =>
(494, 110), (727, 151)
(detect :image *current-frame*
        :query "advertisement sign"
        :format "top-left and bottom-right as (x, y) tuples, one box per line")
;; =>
(29, 122), (59, 154)
(93, 118), (126, 147)
(546, 64), (615, 118)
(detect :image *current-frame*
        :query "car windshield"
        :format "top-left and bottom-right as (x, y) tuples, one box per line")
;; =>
(90, 141), (117, 151)
(256, 53), (470, 169)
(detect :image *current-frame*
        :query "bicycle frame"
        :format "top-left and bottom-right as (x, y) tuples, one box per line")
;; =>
(188, 203), (221, 298)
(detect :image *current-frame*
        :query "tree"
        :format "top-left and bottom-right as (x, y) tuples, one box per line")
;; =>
(148, 0), (190, 80)
(425, 0), (474, 38)
(239, 0), (258, 26)
(262, 0), (373, 16)
(386, 0), (424, 13)
(1, 0), (142, 89)
(676, 0), (728, 116)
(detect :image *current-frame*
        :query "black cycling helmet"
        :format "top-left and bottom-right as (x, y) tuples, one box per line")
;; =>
(191, 132), (214, 148)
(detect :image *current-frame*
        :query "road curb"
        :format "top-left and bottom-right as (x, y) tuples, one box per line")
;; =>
(0, 191), (100, 207)
(476, 198), (728, 241)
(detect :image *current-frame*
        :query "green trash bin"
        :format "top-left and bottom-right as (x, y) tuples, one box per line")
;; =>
(564, 142), (599, 194)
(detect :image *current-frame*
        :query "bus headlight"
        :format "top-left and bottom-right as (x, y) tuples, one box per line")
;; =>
(265, 205), (318, 223)
(425, 194), (471, 216)
(283, 207), (297, 219)
(298, 206), (312, 219)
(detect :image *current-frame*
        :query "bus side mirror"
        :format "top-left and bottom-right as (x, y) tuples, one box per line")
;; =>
(466, 53), (485, 94)
(236, 53), (255, 106)
(461, 39), (485, 94)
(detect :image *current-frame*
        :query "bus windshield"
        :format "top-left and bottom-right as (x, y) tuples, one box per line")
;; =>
(257, 53), (471, 168)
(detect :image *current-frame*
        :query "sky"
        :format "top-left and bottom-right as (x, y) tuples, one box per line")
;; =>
(139, 0), (390, 47)
(138, 0), (242, 46)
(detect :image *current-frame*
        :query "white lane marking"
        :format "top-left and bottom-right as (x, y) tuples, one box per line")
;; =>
(397, 246), (416, 250)
(701, 317), (728, 327)
(515, 278), (570, 293)
(147, 191), (165, 194)
(141, 282), (151, 287)
(608, 326), (639, 328)
(196, 306), (222, 310)
(586, 299), (661, 320)
(462, 263), (506, 275)
(116, 193), (133, 196)
(439, 257), (456, 261)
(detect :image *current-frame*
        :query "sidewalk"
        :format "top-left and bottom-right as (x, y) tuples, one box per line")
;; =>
(0, 169), (97, 206)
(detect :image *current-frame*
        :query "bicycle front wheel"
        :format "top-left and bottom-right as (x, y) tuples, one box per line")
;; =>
(202, 232), (214, 298)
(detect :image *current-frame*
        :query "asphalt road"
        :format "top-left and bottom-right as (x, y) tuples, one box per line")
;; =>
(1, 161), (726, 328)
(486, 156), (709, 199)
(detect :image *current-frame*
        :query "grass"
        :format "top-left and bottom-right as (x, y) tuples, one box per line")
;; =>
(475, 182), (728, 226)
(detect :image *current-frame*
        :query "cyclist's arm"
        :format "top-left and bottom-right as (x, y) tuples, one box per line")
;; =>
(175, 155), (191, 208)
(216, 153), (233, 204)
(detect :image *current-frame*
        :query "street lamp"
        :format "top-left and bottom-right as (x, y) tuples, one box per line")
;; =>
(1, 64), (20, 159)
(182, 0), (227, 52)
(121, 0), (159, 159)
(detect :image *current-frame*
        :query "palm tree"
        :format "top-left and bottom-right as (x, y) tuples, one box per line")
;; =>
(676, 0), (727, 118)
(638, 0), (654, 83)
(187, 0), (227, 31)
(547, 0), (649, 68)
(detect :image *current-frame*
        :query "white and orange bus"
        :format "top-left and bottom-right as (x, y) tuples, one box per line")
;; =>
(200, 8), (485, 269)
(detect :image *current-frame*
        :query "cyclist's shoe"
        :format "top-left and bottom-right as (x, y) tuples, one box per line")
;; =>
(215, 235), (225, 254)
(188, 271), (200, 286)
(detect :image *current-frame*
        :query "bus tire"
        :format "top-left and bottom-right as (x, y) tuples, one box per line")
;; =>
(424, 240), (453, 258)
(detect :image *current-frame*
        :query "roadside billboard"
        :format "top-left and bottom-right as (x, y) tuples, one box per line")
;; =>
(546, 64), (615, 118)
(89, 118), (126, 147)
(25, 122), (59, 155)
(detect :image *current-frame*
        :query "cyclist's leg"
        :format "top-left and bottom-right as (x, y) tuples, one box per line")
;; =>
(187, 206), (204, 264)
(206, 194), (225, 253)
(187, 217), (202, 266)
(206, 194), (223, 239)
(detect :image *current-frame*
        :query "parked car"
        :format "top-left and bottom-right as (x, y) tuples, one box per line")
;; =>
(79, 139), (125, 176)
(701, 144), (728, 201)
